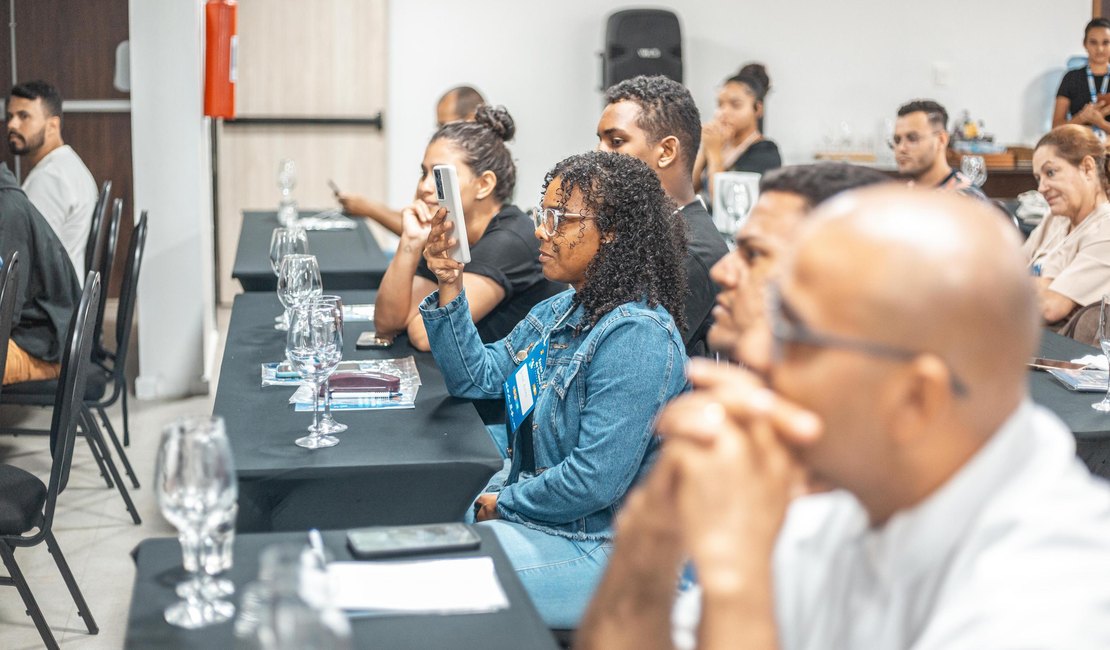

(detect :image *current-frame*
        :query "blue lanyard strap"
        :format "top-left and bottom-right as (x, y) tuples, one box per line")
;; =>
(1087, 65), (1109, 104)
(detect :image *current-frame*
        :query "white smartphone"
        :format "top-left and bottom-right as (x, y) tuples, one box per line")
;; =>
(432, 164), (472, 264)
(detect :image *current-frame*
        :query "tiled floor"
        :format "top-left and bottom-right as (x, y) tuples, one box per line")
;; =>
(0, 308), (228, 649)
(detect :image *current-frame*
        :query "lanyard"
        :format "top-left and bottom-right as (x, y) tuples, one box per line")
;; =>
(1088, 65), (1110, 105)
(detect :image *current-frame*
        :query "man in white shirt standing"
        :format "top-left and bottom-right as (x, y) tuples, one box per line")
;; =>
(7, 80), (97, 279)
(578, 187), (1110, 649)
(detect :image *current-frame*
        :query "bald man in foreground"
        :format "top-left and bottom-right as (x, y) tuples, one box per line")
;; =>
(578, 188), (1110, 649)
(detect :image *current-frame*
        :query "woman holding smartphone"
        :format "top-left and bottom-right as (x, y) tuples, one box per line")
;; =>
(1054, 18), (1110, 132)
(418, 151), (689, 628)
(374, 105), (553, 351)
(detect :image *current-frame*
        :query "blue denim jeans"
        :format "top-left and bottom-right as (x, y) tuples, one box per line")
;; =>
(466, 460), (611, 628)
(476, 519), (612, 629)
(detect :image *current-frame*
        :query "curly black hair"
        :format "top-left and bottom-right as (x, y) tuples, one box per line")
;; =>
(541, 150), (687, 333)
(603, 75), (701, 176)
(432, 104), (517, 203)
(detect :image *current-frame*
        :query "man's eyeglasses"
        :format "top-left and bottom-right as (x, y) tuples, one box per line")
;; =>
(766, 283), (969, 397)
(531, 207), (598, 237)
(887, 130), (942, 149)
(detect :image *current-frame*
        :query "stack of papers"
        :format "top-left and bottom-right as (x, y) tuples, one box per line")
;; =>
(289, 357), (421, 411)
(342, 304), (375, 322)
(1047, 367), (1109, 392)
(297, 209), (358, 231)
(326, 557), (509, 615)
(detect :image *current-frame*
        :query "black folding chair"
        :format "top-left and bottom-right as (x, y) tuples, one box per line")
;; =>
(2, 215), (141, 524)
(0, 271), (100, 650)
(84, 211), (148, 485)
(92, 198), (122, 366)
(84, 180), (111, 278)
(0, 251), (22, 392)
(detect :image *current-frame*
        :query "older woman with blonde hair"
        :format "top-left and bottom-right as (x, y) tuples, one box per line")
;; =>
(1024, 124), (1110, 326)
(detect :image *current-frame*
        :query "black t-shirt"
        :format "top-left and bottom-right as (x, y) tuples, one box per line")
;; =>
(680, 199), (729, 357)
(416, 204), (561, 342)
(1057, 67), (1110, 118)
(730, 139), (782, 175)
(0, 162), (80, 363)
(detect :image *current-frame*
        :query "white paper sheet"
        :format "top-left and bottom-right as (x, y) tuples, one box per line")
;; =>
(326, 557), (509, 615)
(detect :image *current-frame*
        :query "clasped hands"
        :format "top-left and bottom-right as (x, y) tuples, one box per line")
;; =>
(1076, 101), (1110, 128)
(616, 359), (822, 589)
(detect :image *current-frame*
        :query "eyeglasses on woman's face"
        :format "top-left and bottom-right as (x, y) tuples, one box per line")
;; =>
(531, 206), (598, 237)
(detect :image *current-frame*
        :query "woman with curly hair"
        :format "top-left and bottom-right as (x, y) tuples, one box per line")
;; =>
(418, 150), (689, 628)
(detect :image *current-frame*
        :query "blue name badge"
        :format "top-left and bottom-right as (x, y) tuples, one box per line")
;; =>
(504, 339), (548, 434)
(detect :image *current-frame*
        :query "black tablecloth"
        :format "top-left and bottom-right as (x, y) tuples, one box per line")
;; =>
(213, 291), (503, 532)
(1032, 331), (1110, 477)
(232, 211), (390, 291)
(124, 528), (558, 650)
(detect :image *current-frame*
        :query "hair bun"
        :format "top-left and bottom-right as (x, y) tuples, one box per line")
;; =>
(475, 104), (515, 142)
(737, 62), (771, 94)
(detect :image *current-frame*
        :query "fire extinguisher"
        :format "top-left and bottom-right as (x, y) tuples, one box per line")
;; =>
(204, 0), (237, 118)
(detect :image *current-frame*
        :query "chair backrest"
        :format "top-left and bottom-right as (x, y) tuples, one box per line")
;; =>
(0, 251), (22, 391)
(85, 180), (112, 276)
(46, 272), (100, 523)
(110, 211), (147, 382)
(92, 198), (123, 353)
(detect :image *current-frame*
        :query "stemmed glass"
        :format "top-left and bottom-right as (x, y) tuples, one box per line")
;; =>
(277, 254), (322, 332)
(313, 295), (348, 435)
(269, 227), (309, 329)
(1093, 295), (1110, 412)
(155, 416), (238, 628)
(721, 182), (752, 236)
(961, 155), (988, 187)
(287, 302), (344, 449)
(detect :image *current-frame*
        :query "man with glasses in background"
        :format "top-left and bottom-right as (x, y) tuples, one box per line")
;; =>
(579, 187), (1110, 649)
(893, 99), (986, 200)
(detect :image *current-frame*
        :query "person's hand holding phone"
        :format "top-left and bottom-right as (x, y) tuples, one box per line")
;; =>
(424, 207), (465, 289)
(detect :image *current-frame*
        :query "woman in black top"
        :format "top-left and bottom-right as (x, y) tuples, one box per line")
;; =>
(694, 63), (782, 199)
(1054, 18), (1110, 132)
(375, 105), (552, 350)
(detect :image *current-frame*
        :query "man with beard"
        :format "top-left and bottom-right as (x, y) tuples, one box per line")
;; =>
(7, 80), (97, 278)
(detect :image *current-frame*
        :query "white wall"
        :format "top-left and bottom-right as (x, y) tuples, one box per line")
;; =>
(130, 0), (217, 398)
(388, 0), (1089, 208)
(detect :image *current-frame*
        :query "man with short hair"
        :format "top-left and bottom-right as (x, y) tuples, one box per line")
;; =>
(893, 99), (986, 200)
(6, 80), (98, 278)
(435, 85), (485, 127)
(0, 161), (80, 384)
(597, 75), (729, 356)
(579, 187), (1110, 649)
(706, 163), (889, 357)
(338, 85), (487, 236)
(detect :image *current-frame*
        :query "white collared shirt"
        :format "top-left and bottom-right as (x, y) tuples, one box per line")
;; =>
(673, 400), (1110, 649)
(22, 144), (98, 281)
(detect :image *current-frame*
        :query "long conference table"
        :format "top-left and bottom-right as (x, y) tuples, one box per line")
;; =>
(1032, 331), (1110, 478)
(232, 210), (391, 291)
(124, 528), (559, 649)
(213, 290), (503, 533)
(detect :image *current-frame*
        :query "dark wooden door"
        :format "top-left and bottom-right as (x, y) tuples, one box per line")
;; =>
(0, 0), (132, 297)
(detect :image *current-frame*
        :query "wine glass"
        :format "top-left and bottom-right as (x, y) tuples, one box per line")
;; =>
(287, 303), (343, 449)
(277, 254), (322, 332)
(155, 416), (238, 628)
(313, 295), (348, 435)
(1093, 295), (1110, 412)
(961, 155), (988, 187)
(721, 182), (752, 236)
(269, 228), (309, 329)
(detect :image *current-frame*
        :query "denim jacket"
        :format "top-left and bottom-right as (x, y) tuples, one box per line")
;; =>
(420, 288), (687, 541)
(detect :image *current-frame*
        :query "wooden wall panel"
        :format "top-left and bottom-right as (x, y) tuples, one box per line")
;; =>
(216, 0), (389, 304)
